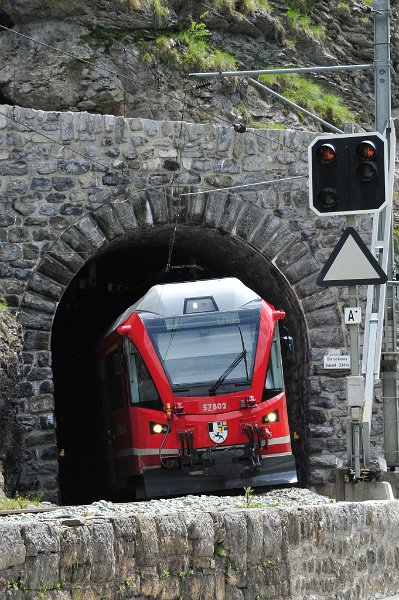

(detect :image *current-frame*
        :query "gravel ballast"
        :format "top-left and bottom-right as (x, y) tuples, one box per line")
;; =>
(1, 488), (332, 523)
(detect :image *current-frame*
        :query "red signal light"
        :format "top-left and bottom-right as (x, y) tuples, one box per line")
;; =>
(356, 140), (377, 182)
(357, 141), (376, 160)
(316, 144), (336, 164)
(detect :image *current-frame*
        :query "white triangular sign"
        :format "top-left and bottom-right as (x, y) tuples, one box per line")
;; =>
(317, 228), (387, 287)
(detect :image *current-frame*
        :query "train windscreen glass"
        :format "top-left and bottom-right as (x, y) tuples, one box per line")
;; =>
(143, 308), (261, 395)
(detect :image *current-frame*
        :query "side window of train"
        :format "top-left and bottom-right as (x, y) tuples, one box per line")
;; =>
(104, 347), (125, 411)
(125, 339), (162, 408)
(264, 325), (285, 398)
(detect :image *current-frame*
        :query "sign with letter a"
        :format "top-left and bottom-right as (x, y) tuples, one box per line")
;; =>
(344, 307), (362, 324)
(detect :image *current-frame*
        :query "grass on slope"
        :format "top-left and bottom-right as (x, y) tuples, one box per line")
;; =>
(259, 71), (354, 128)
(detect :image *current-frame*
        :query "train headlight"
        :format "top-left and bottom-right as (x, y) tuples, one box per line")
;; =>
(150, 422), (168, 434)
(262, 410), (279, 424)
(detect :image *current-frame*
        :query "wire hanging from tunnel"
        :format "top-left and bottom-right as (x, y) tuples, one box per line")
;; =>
(165, 89), (187, 274)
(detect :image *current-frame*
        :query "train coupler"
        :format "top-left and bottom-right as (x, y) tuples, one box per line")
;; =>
(179, 429), (195, 467)
(240, 423), (263, 473)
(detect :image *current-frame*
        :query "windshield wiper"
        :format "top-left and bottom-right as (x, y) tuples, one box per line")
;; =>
(237, 323), (249, 382)
(209, 350), (247, 396)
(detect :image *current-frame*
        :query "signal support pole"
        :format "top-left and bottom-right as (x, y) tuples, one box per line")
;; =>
(362, 0), (398, 474)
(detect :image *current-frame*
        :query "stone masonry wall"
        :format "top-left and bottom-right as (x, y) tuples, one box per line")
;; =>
(0, 104), (382, 500)
(1, 501), (399, 599)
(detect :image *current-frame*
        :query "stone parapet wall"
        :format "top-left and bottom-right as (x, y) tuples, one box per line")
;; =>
(1, 501), (399, 599)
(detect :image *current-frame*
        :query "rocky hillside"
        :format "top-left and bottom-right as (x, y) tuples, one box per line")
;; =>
(0, 0), (397, 133)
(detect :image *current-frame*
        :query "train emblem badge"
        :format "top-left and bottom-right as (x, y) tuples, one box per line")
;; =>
(208, 421), (228, 444)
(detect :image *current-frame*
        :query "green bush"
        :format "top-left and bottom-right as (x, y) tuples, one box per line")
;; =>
(287, 0), (315, 14)
(81, 26), (132, 51)
(286, 8), (325, 41)
(153, 18), (237, 72)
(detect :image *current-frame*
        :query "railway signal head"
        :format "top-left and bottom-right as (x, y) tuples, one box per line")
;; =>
(308, 133), (387, 216)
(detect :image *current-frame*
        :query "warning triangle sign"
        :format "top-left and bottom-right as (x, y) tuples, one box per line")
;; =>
(317, 227), (388, 287)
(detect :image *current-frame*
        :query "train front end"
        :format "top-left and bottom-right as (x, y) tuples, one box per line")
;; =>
(114, 278), (297, 497)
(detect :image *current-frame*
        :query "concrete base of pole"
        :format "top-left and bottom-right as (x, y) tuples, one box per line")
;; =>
(343, 481), (394, 501)
(381, 471), (399, 498)
(335, 469), (395, 501)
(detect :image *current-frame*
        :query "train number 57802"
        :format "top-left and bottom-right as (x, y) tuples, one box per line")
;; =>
(203, 402), (227, 411)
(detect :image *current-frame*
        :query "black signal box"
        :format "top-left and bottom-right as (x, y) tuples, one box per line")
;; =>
(308, 132), (387, 216)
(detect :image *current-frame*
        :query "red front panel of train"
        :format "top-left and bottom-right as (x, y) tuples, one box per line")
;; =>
(102, 300), (294, 484)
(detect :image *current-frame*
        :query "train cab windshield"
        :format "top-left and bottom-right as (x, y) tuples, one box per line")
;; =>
(143, 307), (261, 396)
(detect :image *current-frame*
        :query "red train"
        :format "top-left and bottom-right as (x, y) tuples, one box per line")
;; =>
(96, 278), (297, 497)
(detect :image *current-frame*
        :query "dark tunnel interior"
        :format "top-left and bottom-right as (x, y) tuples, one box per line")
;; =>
(52, 226), (309, 504)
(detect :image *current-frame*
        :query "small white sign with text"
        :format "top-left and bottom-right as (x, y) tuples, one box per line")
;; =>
(324, 355), (351, 370)
(344, 307), (362, 324)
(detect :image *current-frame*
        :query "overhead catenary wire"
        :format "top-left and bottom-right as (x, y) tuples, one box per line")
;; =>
(166, 88), (188, 273)
(177, 175), (307, 199)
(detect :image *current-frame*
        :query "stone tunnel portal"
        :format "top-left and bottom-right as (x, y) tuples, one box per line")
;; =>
(52, 225), (309, 504)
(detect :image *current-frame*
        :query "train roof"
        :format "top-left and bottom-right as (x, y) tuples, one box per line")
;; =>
(107, 278), (261, 336)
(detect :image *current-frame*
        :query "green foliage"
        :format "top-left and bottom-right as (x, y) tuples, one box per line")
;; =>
(236, 486), (263, 508)
(286, 8), (325, 41)
(177, 19), (211, 69)
(244, 485), (254, 507)
(0, 491), (42, 511)
(225, 561), (234, 573)
(178, 567), (195, 579)
(152, 0), (170, 29)
(235, 101), (251, 124)
(210, 0), (269, 11)
(153, 18), (237, 72)
(251, 122), (286, 130)
(81, 26), (132, 51)
(161, 569), (170, 579)
(123, 0), (142, 7)
(259, 71), (354, 127)
(260, 559), (275, 569)
(55, 580), (65, 590)
(271, 123), (285, 129)
(287, 0), (315, 14)
(208, 48), (237, 71)
(118, 577), (132, 592)
(67, 57), (96, 74)
(6, 578), (28, 592)
(236, 0), (269, 12)
(38, 584), (49, 600)
(210, 0), (235, 9)
(215, 543), (226, 557)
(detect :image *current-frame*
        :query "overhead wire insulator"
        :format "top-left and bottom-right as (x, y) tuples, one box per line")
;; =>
(234, 123), (247, 133)
(194, 80), (213, 90)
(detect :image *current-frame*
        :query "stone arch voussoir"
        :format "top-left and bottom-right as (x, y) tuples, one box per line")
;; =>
(20, 186), (346, 359)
